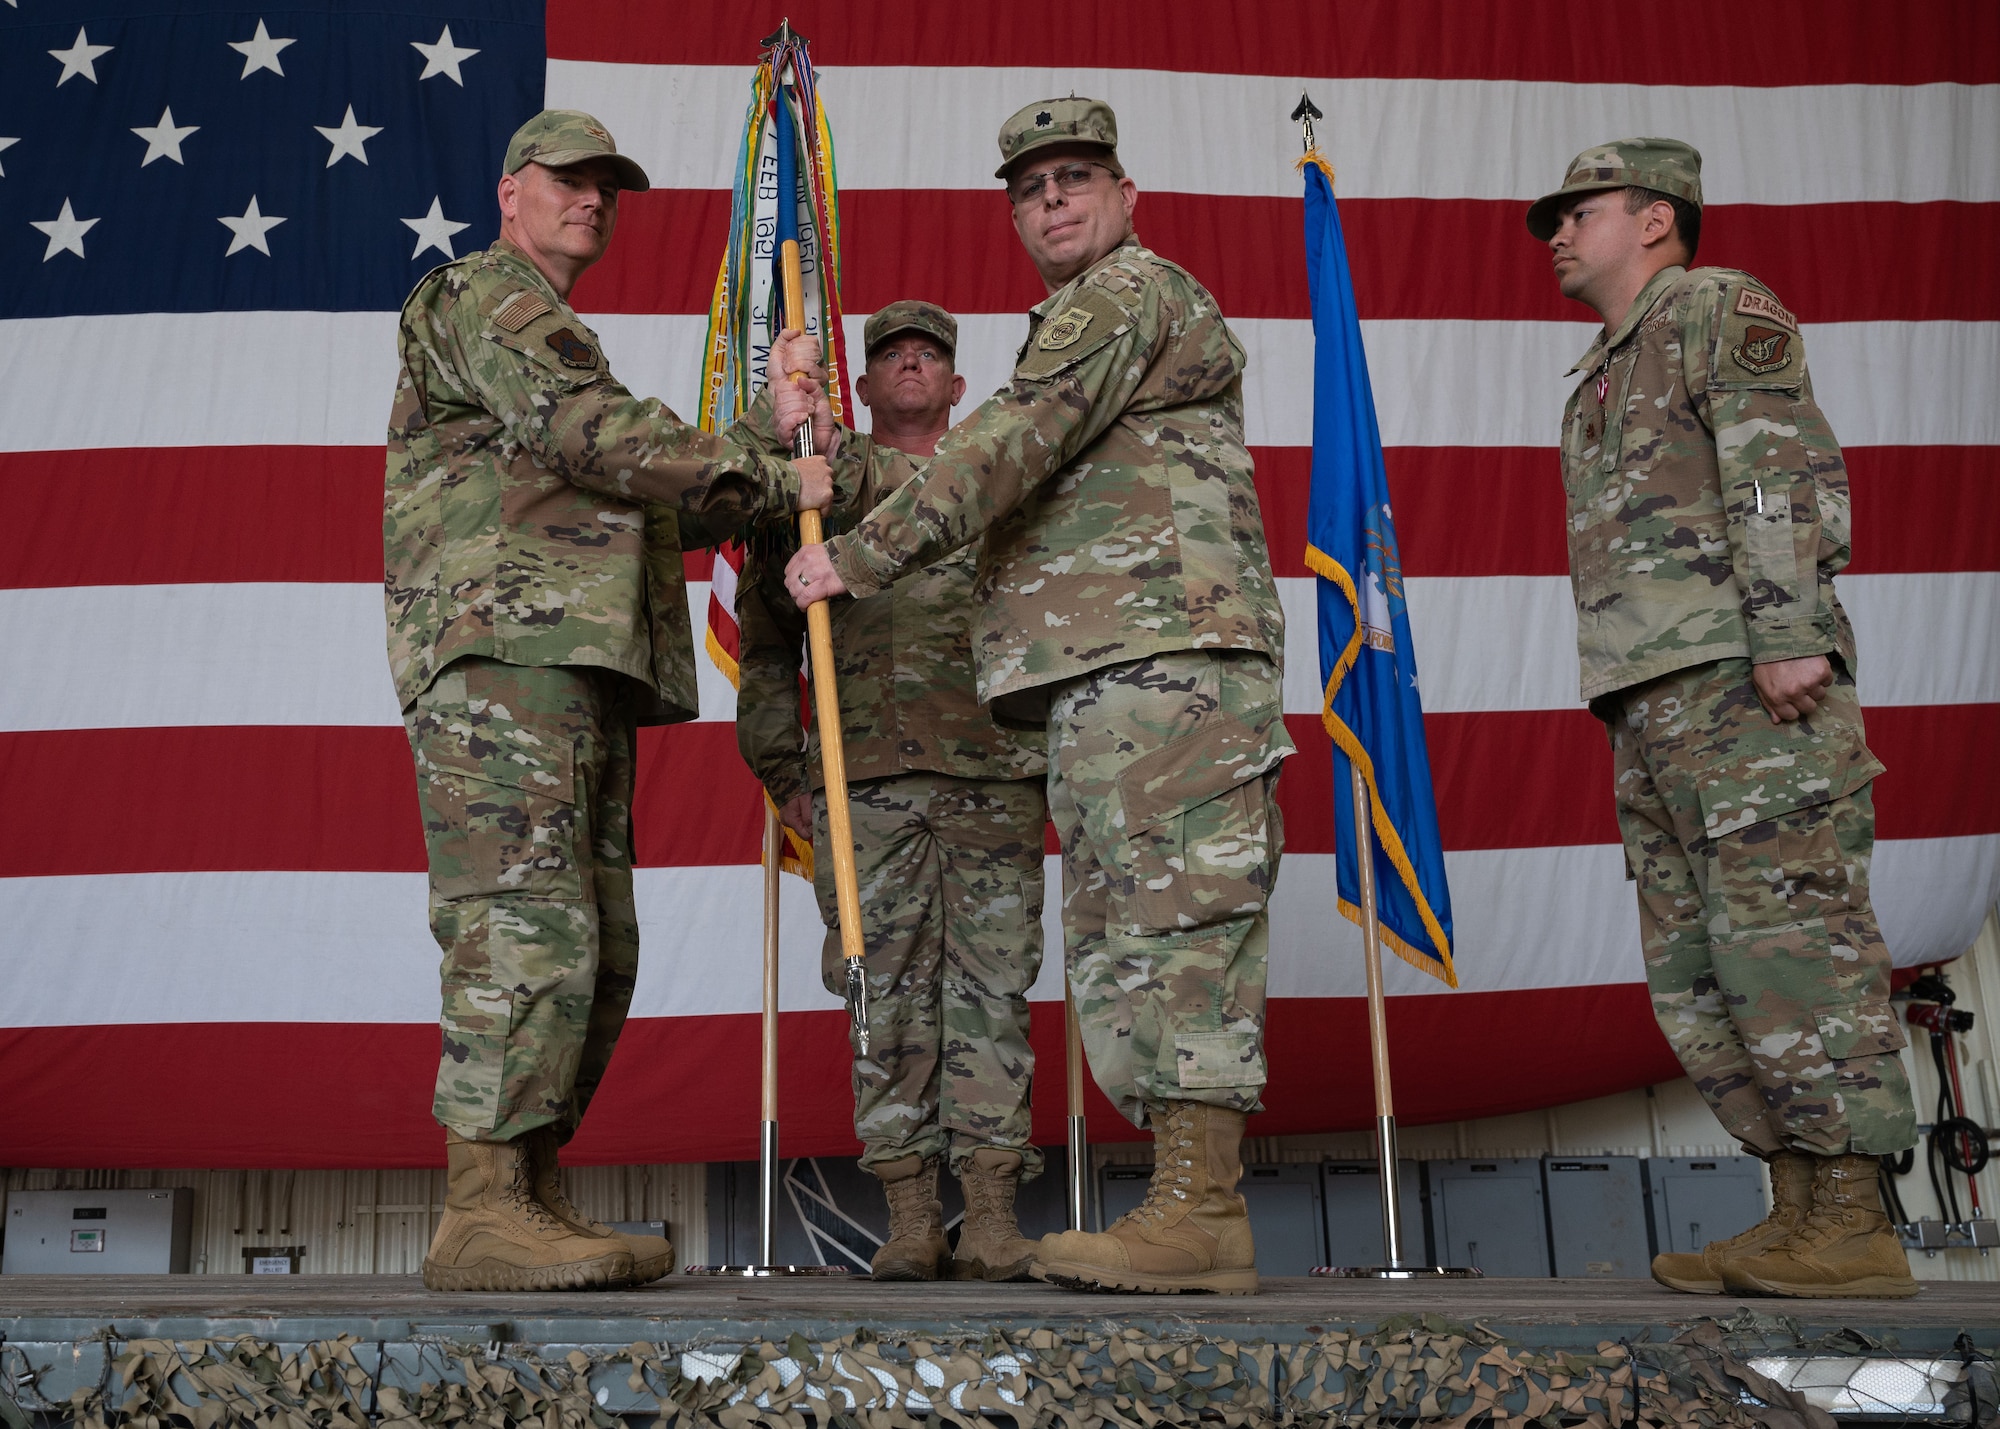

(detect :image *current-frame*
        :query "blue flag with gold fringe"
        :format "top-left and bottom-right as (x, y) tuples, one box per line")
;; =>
(1301, 154), (1457, 986)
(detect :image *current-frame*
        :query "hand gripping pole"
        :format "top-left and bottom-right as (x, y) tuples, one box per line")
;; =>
(779, 238), (870, 1056)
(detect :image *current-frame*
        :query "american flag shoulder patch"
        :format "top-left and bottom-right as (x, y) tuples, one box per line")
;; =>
(492, 290), (552, 333)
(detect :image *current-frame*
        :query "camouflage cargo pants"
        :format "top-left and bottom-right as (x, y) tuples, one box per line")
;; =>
(1046, 651), (1293, 1127)
(405, 657), (640, 1143)
(1606, 656), (1915, 1157)
(812, 771), (1048, 1177)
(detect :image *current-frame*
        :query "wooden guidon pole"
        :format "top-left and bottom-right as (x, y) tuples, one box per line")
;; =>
(778, 237), (871, 1054)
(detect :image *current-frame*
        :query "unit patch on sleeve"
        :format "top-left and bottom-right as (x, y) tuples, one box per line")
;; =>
(1037, 306), (1096, 351)
(493, 291), (552, 333)
(545, 326), (598, 369)
(1734, 287), (1797, 330)
(1730, 324), (1793, 375)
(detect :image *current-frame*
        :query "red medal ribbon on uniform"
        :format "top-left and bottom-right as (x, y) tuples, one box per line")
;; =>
(1595, 369), (1609, 404)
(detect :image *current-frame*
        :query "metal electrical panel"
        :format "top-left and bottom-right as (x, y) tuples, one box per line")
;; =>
(1645, 1156), (1767, 1255)
(1425, 1158), (1550, 1277)
(1543, 1157), (1651, 1278)
(3, 1188), (194, 1274)
(1100, 1162), (1326, 1274)
(1322, 1160), (1427, 1268)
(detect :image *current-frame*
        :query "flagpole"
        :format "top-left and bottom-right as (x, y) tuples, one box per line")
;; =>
(759, 805), (782, 1266)
(683, 24), (857, 1278)
(1065, 984), (1089, 1230)
(1350, 766), (1409, 1268)
(1292, 89), (1475, 1281)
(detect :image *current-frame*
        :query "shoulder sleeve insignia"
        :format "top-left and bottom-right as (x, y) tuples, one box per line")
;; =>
(1036, 306), (1096, 351)
(545, 326), (598, 369)
(1733, 286), (1797, 331)
(1730, 324), (1794, 375)
(493, 291), (552, 333)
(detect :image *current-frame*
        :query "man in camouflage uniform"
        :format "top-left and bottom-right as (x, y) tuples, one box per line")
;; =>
(787, 100), (1288, 1296)
(739, 302), (1050, 1283)
(1532, 139), (1918, 1298)
(384, 109), (833, 1292)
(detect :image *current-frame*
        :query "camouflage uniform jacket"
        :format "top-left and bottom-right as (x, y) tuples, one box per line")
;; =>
(825, 237), (1284, 721)
(384, 239), (799, 722)
(1562, 263), (1855, 702)
(737, 435), (1046, 807)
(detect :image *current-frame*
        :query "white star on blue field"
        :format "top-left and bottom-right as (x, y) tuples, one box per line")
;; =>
(0, 0), (543, 315)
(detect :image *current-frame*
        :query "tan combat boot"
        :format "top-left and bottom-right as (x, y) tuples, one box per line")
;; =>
(871, 1154), (951, 1281)
(1721, 1153), (1920, 1298)
(522, 1125), (675, 1286)
(1651, 1151), (1815, 1293)
(951, 1147), (1040, 1281)
(1036, 1101), (1256, 1295)
(421, 1131), (634, 1292)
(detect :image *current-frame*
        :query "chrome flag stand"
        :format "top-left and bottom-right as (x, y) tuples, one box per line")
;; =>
(1314, 768), (1476, 1279)
(685, 810), (850, 1277)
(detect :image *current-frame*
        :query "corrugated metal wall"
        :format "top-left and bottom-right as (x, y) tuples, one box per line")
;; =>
(0, 1162), (706, 1274)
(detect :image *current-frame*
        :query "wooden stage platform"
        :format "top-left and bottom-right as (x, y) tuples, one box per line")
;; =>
(4, 1274), (1998, 1422)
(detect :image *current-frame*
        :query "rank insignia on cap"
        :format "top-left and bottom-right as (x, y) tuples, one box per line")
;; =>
(545, 326), (597, 368)
(1035, 110), (1052, 127)
(1037, 306), (1095, 351)
(1730, 324), (1793, 375)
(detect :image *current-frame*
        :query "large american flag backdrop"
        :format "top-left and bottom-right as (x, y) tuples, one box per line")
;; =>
(2, 2), (1994, 1169)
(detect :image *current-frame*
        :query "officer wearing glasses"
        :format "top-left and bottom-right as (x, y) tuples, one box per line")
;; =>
(785, 97), (1289, 1296)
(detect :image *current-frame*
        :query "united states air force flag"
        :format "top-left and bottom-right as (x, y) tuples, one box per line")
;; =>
(1300, 152), (1458, 987)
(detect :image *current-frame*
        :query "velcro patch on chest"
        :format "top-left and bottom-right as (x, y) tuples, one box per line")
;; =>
(545, 326), (598, 369)
(1038, 306), (1096, 351)
(1016, 289), (1128, 380)
(1734, 286), (1797, 331)
(492, 290), (552, 333)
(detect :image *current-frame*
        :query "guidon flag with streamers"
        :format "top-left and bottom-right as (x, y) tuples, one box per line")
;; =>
(1, 0), (1993, 1169)
(1301, 146), (1456, 989)
(696, 25), (848, 880)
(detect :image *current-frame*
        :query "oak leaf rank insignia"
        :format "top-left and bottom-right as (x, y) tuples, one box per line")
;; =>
(1730, 323), (1792, 375)
(545, 326), (597, 369)
(1037, 306), (1095, 351)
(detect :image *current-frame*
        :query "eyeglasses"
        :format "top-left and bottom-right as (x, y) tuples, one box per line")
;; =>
(1007, 161), (1114, 206)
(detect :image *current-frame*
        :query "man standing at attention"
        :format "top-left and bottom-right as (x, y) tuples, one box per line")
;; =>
(787, 100), (1289, 1296)
(737, 303), (1049, 1283)
(1532, 139), (1919, 1298)
(385, 109), (832, 1292)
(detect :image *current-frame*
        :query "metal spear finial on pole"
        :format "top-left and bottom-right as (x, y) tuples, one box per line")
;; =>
(1290, 90), (1323, 154)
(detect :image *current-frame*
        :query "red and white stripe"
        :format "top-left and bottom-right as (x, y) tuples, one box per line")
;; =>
(2, 2), (1993, 1168)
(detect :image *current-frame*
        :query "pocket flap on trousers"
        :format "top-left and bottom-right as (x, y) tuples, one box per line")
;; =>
(1117, 704), (1290, 835)
(1812, 1000), (1907, 1061)
(420, 723), (576, 801)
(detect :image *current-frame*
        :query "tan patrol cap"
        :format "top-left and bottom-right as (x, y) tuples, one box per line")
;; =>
(504, 108), (650, 192)
(1525, 137), (1702, 241)
(863, 300), (957, 358)
(995, 96), (1122, 180)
